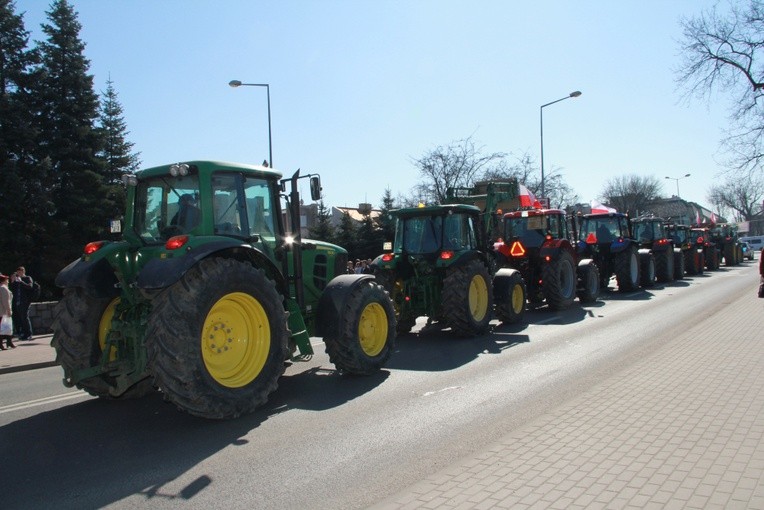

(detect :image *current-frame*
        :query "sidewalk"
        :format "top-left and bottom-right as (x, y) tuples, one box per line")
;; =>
(0, 334), (57, 375)
(372, 292), (764, 509)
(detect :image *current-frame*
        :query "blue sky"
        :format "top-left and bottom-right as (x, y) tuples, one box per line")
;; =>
(17, 0), (729, 210)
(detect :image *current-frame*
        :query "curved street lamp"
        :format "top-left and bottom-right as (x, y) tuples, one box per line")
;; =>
(229, 80), (273, 168)
(665, 173), (691, 197)
(540, 90), (582, 200)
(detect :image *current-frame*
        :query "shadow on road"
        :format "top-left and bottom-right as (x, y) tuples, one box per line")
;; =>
(0, 365), (390, 509)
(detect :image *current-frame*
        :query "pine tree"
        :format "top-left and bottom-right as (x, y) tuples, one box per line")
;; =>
(308, 200), (335, 242)
(334, 212), (358, 258)
(98, 77), (140, 220)
(33, 0), (108, 260)
(0, 0), (50, 283)
(376, 187), (397, 245)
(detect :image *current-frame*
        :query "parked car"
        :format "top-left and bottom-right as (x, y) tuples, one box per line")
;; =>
(740, 241), (755, 261)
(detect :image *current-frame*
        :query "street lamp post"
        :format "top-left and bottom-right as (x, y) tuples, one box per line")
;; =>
(540, 90), (581, 200)
(229, 80), (273, 168)
(665, 173), (691, 197)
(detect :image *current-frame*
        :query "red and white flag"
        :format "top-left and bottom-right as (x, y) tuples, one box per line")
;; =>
(695, 208), (701, 226)
(518, 184), (542, 209)
(710, 212), (717, 224)
(590, 200), (616, 214)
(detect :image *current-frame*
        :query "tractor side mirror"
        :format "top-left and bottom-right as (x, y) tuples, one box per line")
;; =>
(310, 175), (322, 201)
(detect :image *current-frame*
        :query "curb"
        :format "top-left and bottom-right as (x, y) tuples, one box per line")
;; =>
(0, 360), (59, 376)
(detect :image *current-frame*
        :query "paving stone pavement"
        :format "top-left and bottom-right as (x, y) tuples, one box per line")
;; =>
(371, 291), (764, 510)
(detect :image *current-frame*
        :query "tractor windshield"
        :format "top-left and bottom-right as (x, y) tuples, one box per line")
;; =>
(504, 213), (565, 245)
(579, 217), (622, 243)
(669, 227), (688, 244)
(395, 213), (475, 254)
(134, 174), (201, 242)
(633, 222), (657, 243)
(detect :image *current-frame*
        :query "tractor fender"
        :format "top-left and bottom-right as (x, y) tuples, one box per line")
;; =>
(316, 274), (378, 338)
(137, 241), (286, 294)
(493, 267), (523, 301)
(438, 250), (487, 271)
(55, 256), (120, 299)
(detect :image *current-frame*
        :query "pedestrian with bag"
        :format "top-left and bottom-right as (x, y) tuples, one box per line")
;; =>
(0, 273), (15, 349)
(10, 266), (34, 339)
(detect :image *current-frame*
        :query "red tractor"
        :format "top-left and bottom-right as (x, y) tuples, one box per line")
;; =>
(494, 208), (600, 310)
(690, 227), (719, 272)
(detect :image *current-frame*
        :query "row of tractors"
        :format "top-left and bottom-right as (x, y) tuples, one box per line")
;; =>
(50, 163), (745, 420)
(372, 179), (748, 336)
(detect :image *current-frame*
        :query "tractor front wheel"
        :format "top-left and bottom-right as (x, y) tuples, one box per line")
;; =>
(146, 258), (289, 419)
(442, 260), (493, 336)
(615, 246), (640, 291)
(542, 251), (576, 310)
(52, 289), (154, 399)
(323, 279), (396, 375)
(495, 271), (526, 324)
(577, 262), (600, 303)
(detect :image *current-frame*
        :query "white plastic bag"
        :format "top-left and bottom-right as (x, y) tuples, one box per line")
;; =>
(0, 315), (12, 336)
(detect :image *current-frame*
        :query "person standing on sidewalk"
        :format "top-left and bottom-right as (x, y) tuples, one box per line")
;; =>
(10, 266), (33, 339)
(0, 274), (16, 349)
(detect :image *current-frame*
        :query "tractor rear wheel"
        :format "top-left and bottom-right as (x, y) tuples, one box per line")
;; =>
(614, 246), (640, 291)
(442, 260), (493, 336)
(577, 261), (600, 303)
(542, 251), (576, 310)
(323, 279), (395, 375)
(52, 289), (154, 399)
(494, 271), (526, 324)
(146, 258), (289, 419)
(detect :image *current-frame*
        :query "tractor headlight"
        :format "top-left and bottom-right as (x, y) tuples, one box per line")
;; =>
(169, 163), (190, 177)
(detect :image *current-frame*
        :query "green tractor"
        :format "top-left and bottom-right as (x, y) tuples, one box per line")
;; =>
(374, 197), (526, 336)
(52, 161), (396, 419)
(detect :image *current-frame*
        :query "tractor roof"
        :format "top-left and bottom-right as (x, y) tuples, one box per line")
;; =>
(582, 212), (629, 220)
(503, 208), (566, 218)
(136, 160), (282, 181)
(392, 203), (480, 219)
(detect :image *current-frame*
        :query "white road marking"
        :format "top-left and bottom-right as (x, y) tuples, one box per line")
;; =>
(0, 392), (92, 414)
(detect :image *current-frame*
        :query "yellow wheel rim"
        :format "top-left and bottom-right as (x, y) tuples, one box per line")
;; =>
(98, 298), (119, 361)
(358, 302), (388, 357)
(468, 274), (489, 321)
(202, 292), (270, 388)
(511, 283), (525, 314)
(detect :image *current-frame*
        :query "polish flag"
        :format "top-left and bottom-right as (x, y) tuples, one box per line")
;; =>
(695, 208), (701, 226)
(710, 212), (717, 224)
(519, 184), (542, 208)
(590, 200), (616, 214)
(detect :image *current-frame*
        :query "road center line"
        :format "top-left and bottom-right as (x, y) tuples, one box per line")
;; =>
(0, 392), (92, 415)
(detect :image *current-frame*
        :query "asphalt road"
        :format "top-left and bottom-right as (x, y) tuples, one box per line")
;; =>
(0, 261), (758, 509)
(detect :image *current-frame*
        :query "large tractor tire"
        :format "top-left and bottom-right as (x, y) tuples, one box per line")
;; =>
(494, 270), (526, 324)
(576, 261), (600, 303)
(697, 252), (705, 275)
(323, 278), (395, 375)
(673, 250), (685, 280)
(52, 289), (155, 400)
(655, 249), (674, 283)
(614, 246), (640, 291)
(542, 251), (576, 310)
(442, 260), (493, 336)
(724, 244), (735, 266)
(640, 252), (656, 287)
(146, 258), (289, 420)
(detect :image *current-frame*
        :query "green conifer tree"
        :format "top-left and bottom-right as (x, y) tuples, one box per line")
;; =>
(97, 77), (141, 220)
(308, 200), (335, 243)
(32, 0), (108, 264)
